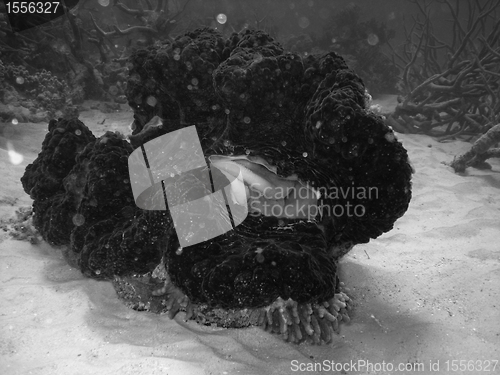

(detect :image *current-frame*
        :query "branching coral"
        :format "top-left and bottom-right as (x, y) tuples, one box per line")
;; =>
(23, 28), (412, 344)
(388, 0), (500, 138)
(449, 122), (500, 172)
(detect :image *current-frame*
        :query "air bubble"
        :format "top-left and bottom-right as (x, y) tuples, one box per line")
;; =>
(315, 121), (322, 129)
(146, 96), (157, 106)
(98, 0), (109, 6)
(223, 139), (231, 147)
(75, 129), (82, 135)
(328, 137), (335, 144)
(7, 147), (23, 165)
(12, 118), (18, 125)
(281, 141), (287, 146)
(243, 116), (251, 124)
(298, 17), (310, 29)
(72, 214), (85, 226)
(224, 109), (230, 114)
(176, 246), (183, 255)
(95, 269), (101, 275)
(173, 54), (180, 61)
(367, 33), (379, 46)
(187, 85), (193, 90)
(342, 136), (348, 143)
(245, 149), (251, 155)
(191, 78), (199, 86)
(108, 86), (118, 96)
(16, 77), (24, 84)
(216, 13), (227, 24)
(302, 152), (308, 157)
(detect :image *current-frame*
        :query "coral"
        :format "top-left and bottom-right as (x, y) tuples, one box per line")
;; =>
(0, 207), (41, 244)
(449, 123), (500, 173)
(0, 60), (75, 117)
(23, 28), (413, 344)
(391, 1), (500, 138)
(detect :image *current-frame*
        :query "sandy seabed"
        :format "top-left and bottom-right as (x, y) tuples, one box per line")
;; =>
(0, 99), (499, 375)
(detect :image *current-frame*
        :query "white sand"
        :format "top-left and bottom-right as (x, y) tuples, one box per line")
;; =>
(1, 104), (499, 375)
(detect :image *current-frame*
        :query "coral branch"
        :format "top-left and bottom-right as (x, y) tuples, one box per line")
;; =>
(449, 123), (500, 172)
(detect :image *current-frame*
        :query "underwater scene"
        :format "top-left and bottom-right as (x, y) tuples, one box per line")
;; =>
(0, 0), (499, 374)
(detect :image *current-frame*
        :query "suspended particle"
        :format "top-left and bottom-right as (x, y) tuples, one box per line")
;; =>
(243, 116), (251, 124)
(367, 33), (379, 46)
(15, 77), (24, 84)
(72, 213), (85, 226)
(281, 141), (287, 146)
(308, 0), (314, 6)
(315, 121), (322, 129)
(7, 146), (23, 165)
(331, 37), (337, 43)
(173, 54), (181, 61)
(245, 149), (251, 155)
(216, 13), (227, 24)
(11, 118), (18, 125)
(75, 129), (82, 135)
(388, 11), (395, 20)
(146, 96), (157, 106)
(187, 85), (193, 90)
(223, 139), (231, 147)
(328, 137), (335, 144)
(298, 16), (310, 29)
(108, 85), (118, 96)
(97, 0), (109, 6)
(176, 247), (183, 255)
(191, 78), (199, 86)
(224, 108), (230, 114)
(342, 136), (348, 142)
